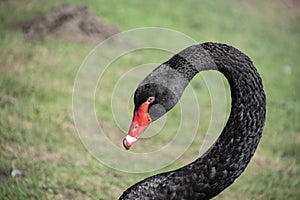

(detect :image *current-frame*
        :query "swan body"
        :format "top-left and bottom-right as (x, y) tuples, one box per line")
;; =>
(120, 42), (266, 200)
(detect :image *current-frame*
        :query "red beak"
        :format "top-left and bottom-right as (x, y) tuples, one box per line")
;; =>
(123, 101), (152, 150)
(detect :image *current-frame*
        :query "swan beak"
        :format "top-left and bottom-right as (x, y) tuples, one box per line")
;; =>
(123, 120), (150, 150)
(123, 101), (153, 150)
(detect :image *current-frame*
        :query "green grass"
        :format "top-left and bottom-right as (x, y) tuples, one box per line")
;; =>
(1, 0), (299, 199)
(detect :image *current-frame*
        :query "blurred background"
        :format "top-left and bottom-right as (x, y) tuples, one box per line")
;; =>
(0, 0), (299, 199)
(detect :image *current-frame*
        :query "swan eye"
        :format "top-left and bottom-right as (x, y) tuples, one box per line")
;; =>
(147, 96), (155, 103)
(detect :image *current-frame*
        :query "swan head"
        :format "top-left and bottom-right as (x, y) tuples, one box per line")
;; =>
(123, 81), (180, 149)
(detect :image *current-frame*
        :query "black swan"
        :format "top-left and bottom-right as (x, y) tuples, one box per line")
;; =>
(120, 42), (266, 199)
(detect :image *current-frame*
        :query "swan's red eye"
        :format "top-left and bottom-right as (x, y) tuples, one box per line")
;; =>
(147, 96), (155, 103)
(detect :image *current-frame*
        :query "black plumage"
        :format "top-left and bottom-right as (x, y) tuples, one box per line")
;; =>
(120, 42), (266, 200)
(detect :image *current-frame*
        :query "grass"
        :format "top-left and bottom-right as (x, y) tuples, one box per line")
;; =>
(0, 0), (299, 199)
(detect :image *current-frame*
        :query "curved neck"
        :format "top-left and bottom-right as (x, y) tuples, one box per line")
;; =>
(177, 42), (266, 198)
(119, 43), (266, 199)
